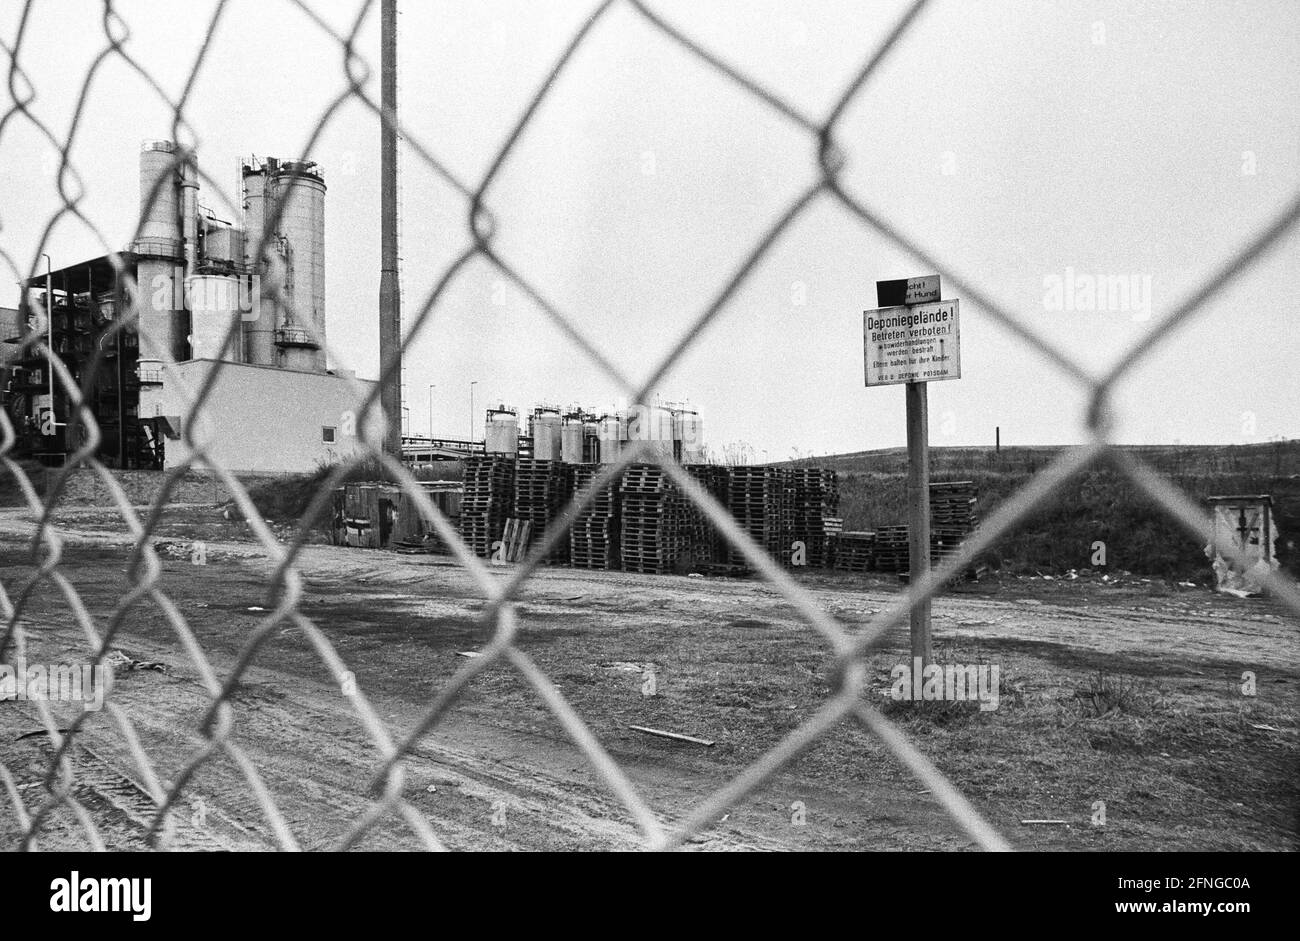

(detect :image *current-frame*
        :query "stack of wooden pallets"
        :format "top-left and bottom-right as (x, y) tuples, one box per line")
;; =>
(930, 527), (968, 567)
(831, 530), (877, 572)
(513, 457), (572, 564)
(459, 456), (515, 558)
(619, 463), (695, 574)
(786, 468), (839, 567)
(847, 482), (980, 574)
(569, 465), (620, 569)
(869, 528), (973, 574)
(684, 464), (731, 566)
(726, 466), (784, 564)
(930, 480), (978, 572)
(873, 525), (911, 572)
(930, 480), (978, 531)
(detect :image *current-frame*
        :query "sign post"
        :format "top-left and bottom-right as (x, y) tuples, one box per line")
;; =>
(866, 276), (961, 668)
(904, 381), (931, 666)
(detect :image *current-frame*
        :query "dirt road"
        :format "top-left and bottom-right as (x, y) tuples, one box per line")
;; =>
(2, 506), (1296, 850)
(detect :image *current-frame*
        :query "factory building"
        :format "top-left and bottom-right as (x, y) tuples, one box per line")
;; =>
(2, 140), (376, 473)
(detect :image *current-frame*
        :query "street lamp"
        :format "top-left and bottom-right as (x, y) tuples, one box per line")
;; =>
(469, 380), (479, 441)
(428, 384), (435, 439)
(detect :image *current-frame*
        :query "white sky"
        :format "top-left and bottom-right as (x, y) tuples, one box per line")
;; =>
(1, 0), (1297, 457)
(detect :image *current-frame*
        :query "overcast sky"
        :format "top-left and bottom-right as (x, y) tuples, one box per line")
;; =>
(2, 0), (1296, 457)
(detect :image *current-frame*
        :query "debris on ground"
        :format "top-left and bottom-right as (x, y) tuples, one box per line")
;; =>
(628, 725), (715, 747)
(105, 650), (166, 672)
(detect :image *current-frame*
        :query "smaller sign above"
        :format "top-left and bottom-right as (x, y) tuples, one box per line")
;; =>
(876, 275), (941, 308)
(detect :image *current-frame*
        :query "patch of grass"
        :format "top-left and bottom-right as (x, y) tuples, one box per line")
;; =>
(877, 695), (982, 726)
(1075, 670), (1162, 718)
(870, 644), (1021, 727)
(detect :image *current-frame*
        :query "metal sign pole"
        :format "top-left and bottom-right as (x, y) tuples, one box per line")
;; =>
(869, 274), (952, 671)
(905, 380), (932, 667)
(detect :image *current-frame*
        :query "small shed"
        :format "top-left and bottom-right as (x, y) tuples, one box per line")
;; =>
(1206, 494), (1278, 595)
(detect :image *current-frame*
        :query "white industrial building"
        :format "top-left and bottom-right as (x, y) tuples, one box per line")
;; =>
(6, 140), (380, 473)
(136, 140), (377, 474)
(159, 360), (376, 474)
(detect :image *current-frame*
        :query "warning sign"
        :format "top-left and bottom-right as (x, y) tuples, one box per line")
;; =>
(863, 299), (961, 386)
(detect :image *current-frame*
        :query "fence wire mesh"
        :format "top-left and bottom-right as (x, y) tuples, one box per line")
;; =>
(1, 0), (1297, 852)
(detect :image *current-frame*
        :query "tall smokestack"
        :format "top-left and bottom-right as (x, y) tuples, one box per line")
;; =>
(134, 140), (187, 367)
(379, 0), (402, 456)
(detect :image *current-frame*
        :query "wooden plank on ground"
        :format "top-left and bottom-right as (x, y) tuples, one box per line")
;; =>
(628, 725), (715, 747)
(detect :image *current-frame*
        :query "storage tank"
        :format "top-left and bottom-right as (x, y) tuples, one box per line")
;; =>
(272, 160), (327, 372)
(133, 140), (187, 365)
(675, 410), (705, 464)
(532, 409), (562, 461)
(597, 415), (621, 463)
(186, 273), (241, 361)
(626, 405), (674, 460)
(485, 408), (518, 455)
(137, 140), (181, 252)
(201, 218), (243, 267)
(241, 164), (276, 366)
(560, 416), (585, 464)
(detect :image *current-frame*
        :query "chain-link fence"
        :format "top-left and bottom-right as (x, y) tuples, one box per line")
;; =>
(1, 0), (1297, 852)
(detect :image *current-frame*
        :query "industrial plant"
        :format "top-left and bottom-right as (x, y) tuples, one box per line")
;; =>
(2, 140), (372, 474)
(2, 140), (713, 479)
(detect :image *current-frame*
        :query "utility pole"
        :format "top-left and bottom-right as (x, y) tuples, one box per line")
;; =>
(379, 0), (402, 458)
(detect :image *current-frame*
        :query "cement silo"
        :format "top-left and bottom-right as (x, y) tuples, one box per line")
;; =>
(272, 160), (327, 372)
(674, 409), (705, 464)
(137, 141), (181, 253)
(626, 404), (674, 460)
(485, 407), (518, 456)
(560, 415), (585, 464)
(133, 140), (186, 369)
(532, 408), (562, 461)
(241, 162), (276, 366)
(597, 415), (621, 463)
(186, 273), (242, 361)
